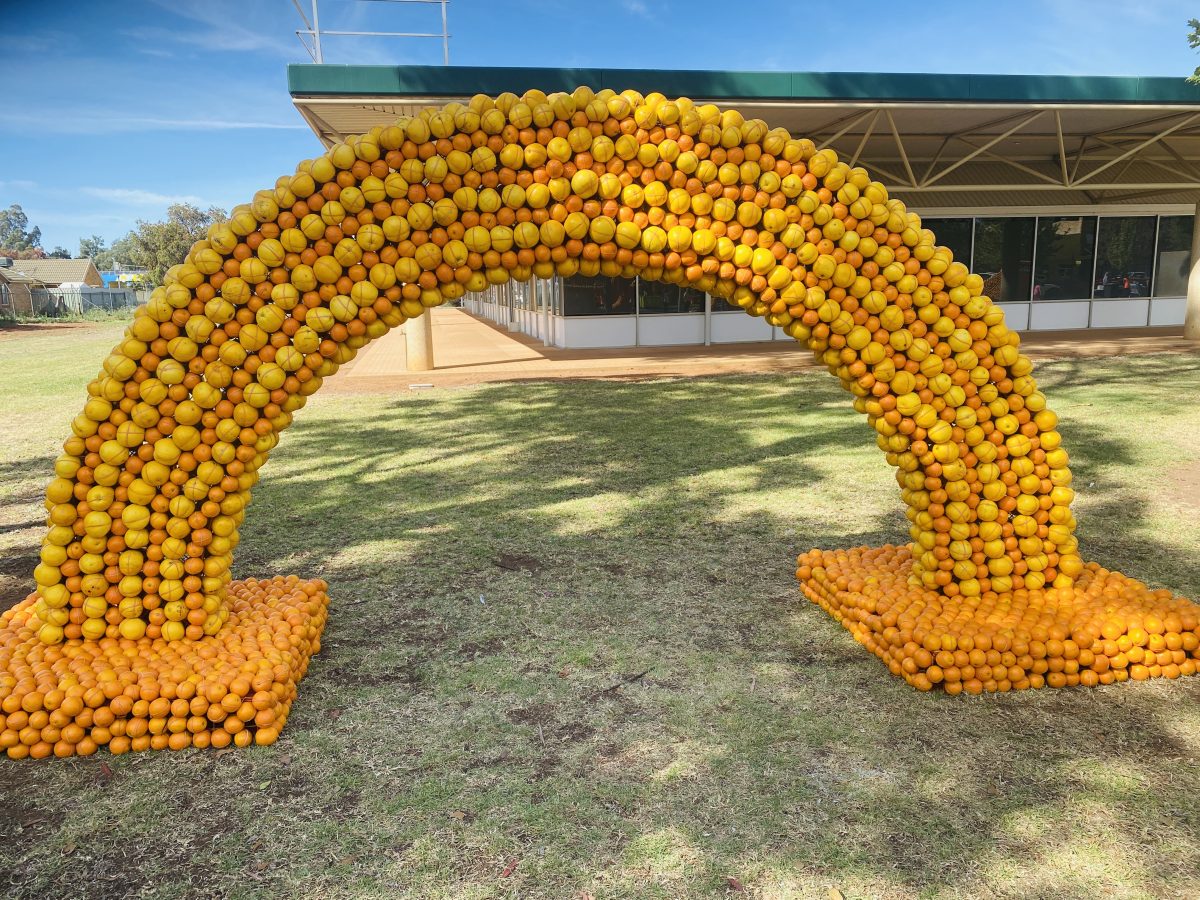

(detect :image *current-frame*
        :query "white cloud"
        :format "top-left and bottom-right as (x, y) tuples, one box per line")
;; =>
(620, 0), (652, 17)
(0, 179), (37, 191)
(80, 187), (206, 206)
(126, 0), (296, 56)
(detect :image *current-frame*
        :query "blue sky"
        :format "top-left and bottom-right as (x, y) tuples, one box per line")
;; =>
(1, 0), (1197, 255)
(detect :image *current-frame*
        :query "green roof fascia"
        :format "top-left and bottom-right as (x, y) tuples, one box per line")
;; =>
(288, 64), (1200, 105)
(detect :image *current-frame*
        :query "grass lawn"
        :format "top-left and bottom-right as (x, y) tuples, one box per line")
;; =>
(1, 321), (1199, 899)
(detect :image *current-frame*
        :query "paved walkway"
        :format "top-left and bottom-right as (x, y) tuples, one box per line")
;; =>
(327, 307), (1198, 392)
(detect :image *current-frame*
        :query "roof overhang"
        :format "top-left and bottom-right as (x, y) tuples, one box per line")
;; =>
(289, 65), (1200, 211)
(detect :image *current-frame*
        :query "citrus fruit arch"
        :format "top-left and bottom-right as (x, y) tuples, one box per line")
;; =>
(4, 86), (1199, 761)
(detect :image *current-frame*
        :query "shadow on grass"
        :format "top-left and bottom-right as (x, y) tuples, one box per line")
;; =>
(0, 367), (1198, 899)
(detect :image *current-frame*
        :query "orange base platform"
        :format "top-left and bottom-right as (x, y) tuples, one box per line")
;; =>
(797, 545), (1200, 693)
(0, 578), (329, 759)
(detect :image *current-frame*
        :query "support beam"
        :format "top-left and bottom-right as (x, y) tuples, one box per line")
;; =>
(886, 110), (917, 188)
(1187, 201), (1200, 341)
(849, 109), (881, 167)
(923, 111), (1046, 187)
(1073, 113), (1200, 187)
(815, 110), (876, 152)
(406, 311), (435, 371)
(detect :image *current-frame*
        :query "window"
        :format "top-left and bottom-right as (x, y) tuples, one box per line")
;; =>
(972, 217), (1034, 303)
(1034, 216), (1096, 301)
(638, 279), (706, 313)
(1093, 217), (1155, 299)
(561, 275), (633, 315)
(922, 218), (973, 268)
(510, 280), (531, 310)
(637, 278), (677, 313)
(1155, 216), (1193, 297)
(530, 277), (557, 312)
(681, 287), (706, 313)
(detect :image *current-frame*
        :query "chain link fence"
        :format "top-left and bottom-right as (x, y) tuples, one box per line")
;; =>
(0, 285), (147, 319)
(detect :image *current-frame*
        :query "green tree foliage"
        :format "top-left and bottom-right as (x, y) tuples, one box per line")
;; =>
(47, 247), (71, 259)
(122, 203), (227, 285)
(83, 234), (138, 272)
(78, 235), (106, 261)
(0, 204), (43, 256)
(1190, 18), (1200, 81)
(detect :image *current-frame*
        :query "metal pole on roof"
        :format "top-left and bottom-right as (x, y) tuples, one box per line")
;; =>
(441, 0), (449, 64)
(312, 0), (323, 63)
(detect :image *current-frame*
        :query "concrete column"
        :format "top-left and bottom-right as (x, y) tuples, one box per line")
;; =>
(406, 310), (434, 371)
(1187, 202), (1200, 341)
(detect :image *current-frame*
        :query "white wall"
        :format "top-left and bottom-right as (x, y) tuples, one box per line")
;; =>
(560, 315), (637, 348)
(997, 303), (1031, 331)
(637, 313), (705, 346)
(1149, 297), (1186, 326)
(1090, 299), (1149, 328)
(711, 312), (774, 343)
(1030, 301), (1090, 331)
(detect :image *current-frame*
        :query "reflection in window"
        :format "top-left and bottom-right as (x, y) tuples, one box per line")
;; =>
(922, 218), (973, 268)
(1155, 216), (1194, 297)
(972, 218), (1034, 302)
(562, 275), (634, 315)
(1093, 217), (1155, 299)
(638, 278), (706, 313)
(532, 277), (556, 312)
(510, 280), (532, 310)
(638, 279), (677, 313)
(1034, 216), (1096, 301)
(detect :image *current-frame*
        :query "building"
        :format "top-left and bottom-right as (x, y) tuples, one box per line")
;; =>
(0, 264), (40, 317)
(289, 65), (1200, 347)
(0, 257), (138, 317)
(100, 264), (150, 289)
(9, 257), (104, 289)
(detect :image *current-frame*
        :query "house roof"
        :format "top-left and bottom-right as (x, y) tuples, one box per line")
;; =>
(0, 267), (40, 286)
(9, 258), (103, 287)
(288, 65), (1200, 212)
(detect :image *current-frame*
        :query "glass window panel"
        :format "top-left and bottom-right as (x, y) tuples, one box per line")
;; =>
(680, 286), (706, 313)
(922, 218), (973, 268)
(1155, 216), (1193, 297)
(561, 275), (633, 315)
(637, 278), (681, 313)
(633, 280), (707, 313)
(1034, 216), (1096, 301)
(1093, 217), (1155, 298)
(972, 218), (1034, 302)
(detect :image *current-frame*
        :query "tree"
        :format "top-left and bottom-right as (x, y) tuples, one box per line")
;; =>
(1190, 19), (1200, 81)
(79, 235), (107, 261)
(0, 204), (42, 256)
(1, 247), (47, 260)
(85, 234), (135, 271)
(100, 235), (137, 272)
(123, 203), (227, 285)
(47, 246), (71, 259)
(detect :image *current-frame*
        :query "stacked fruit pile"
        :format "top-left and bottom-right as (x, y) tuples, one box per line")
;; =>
(2, 578), (327, 757)
(798, 546), (1199, 693)
(4, 85), (1196, 758)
